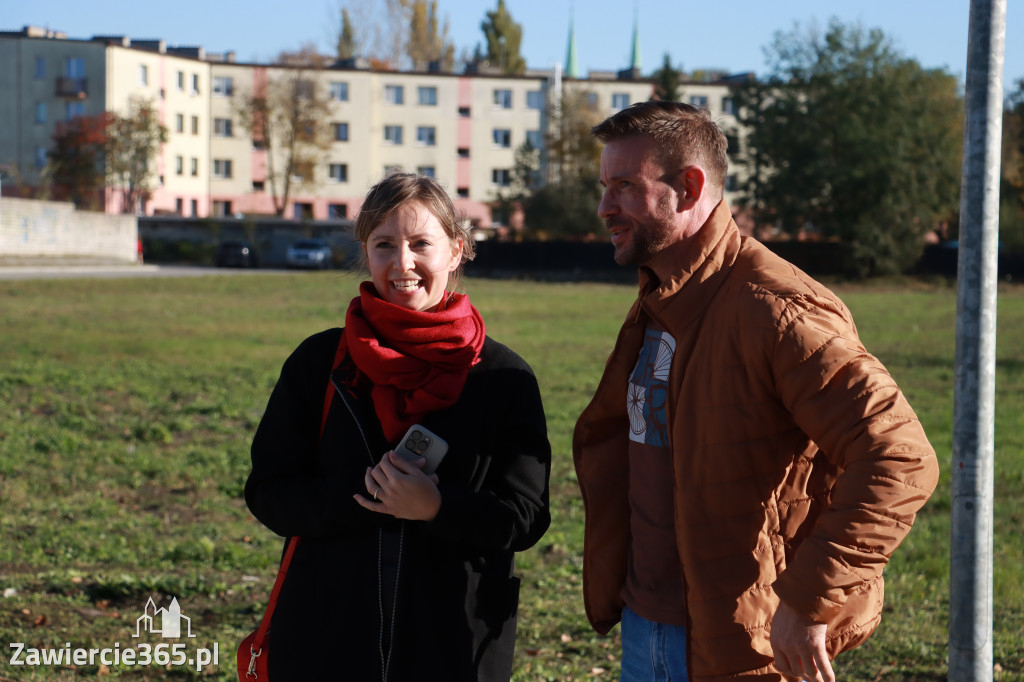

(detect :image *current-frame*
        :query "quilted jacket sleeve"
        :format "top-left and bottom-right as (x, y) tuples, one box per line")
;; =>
(768, 294), (939, 623)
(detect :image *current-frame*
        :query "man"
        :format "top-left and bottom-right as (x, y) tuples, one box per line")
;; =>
(572, 100), (939, 682)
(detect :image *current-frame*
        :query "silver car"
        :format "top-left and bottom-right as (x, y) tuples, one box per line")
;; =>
(285, 239), (333, 269)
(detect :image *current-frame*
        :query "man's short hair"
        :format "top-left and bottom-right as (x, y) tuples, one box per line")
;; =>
(591, 101), (729, 198)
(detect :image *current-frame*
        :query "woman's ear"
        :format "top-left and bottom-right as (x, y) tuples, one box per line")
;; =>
(449, 238), (464, 271)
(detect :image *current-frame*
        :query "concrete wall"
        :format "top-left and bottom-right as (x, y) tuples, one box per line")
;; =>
(0, 197), (138, 262)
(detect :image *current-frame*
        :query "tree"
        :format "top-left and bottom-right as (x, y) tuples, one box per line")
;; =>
(651, 53), (681, 101)
(520, 88), (605, 239)
(735, 20), (963, 277)
(47, 112), (110, 210)
(1001, 78), (1024, 250)
(481, 0), (525, 75)
(234, 46), (334, 217)
(408, 0), (455, 71)
(337, 8), (356, 60)
(106, 97), (168, 215)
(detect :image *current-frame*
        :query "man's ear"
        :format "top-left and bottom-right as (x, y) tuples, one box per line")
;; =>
(673, 165), (706, 212)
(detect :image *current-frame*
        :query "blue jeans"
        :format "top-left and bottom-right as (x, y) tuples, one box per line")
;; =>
(619, 605), (689, 682)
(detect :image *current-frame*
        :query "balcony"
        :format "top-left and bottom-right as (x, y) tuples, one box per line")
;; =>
(55, 77), (88, 99)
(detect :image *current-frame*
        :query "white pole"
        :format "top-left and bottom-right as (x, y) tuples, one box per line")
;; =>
(949, 1), (1005, 680)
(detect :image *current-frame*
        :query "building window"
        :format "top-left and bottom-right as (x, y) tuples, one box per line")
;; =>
(34, 57), (46, 79)
(175, 198), (184, 214)
(65, 57), (85, 78)
(212, 76), (234, 97)
(293, 203), (313, 220)
(722, 97), (736, 115)
(34, 102), (47, 124)
(418, 86), (437, 106)
(213, 159), (233, 178)
(525, 129), (543, 150)
(416, 126), (436, 146)
(417, 166), (435, 179)
(191, 199), (198, 216)
(328, 163), (348, 182)
(492, 169), (511, 186)
(333, 122), (349, 141)
(493, 89), (512, 109)
(293, 80), (315, 99)
(253, 180), (265, 192)
(35, 146), (48, 169)
(191, 158), (198, 177)
(65, 101), (84, 121)
(139, 64), (148, 86)
(458, 106), (470, 117)
(526, 90), (543, 110)
(456, 187), (469, 198)
(385, 85), (404, 105)
(330, 81), (349, 101)
(457, 147), (470, 159)
(329, 204), (348, 219)
(214, 118), (233, 137)
(384, 125), (403, 145)
(175, 156), (184, 175)
(689, 95), (708, 108)
(384, 165), (403, 175)
(492, 129), (512, 148)
(191, 73), (200, 94)
(177, 71), (185, 91)
(212, 200), (232, 217)
(611, 93), (630, 110)
(191, 116), (199, 135)
(175, 114), (184, 133)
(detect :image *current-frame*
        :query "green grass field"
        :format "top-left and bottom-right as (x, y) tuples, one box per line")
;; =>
(0, 272), (1021, 680)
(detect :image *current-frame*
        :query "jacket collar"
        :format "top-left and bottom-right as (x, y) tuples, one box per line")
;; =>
(630, 200), (741, 335)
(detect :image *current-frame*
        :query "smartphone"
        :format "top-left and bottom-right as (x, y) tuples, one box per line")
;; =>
(394, 424), (448, 475)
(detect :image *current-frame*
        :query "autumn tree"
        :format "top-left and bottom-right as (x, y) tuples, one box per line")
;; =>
(734, 19), (963, 277)
(480, 0), (525, 75)
(651, 53), (681, 101)
(47, 112), (110, 210)
(105, 97), (169, 214)
(408, 0), (456, 71)
(520, 87), (605, 239)
(234, 46), (334, 217)
(1002, 78), (1024, 250)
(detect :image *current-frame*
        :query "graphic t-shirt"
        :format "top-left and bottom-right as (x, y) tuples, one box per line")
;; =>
(621, 325), (686, 625)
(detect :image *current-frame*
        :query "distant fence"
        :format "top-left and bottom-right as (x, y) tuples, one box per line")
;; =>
(0, 197), (138, 263)
(138, 215), (1024, 282)
(138, 215), (360, 268)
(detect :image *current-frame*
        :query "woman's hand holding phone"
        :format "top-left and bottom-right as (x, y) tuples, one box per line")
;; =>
(354, 450), (442, 521)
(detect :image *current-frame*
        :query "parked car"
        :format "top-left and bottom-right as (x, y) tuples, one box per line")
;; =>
(286, 239), (333, 269)
(214, 241), (259, 268)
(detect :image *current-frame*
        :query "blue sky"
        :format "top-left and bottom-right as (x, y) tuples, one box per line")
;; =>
(4, 0), (1020, 92)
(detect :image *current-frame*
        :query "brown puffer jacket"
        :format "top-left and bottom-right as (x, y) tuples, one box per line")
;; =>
(573, 201), (939, 680)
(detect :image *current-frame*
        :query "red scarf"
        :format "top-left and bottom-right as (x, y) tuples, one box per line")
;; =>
(341, 282), (485, 443)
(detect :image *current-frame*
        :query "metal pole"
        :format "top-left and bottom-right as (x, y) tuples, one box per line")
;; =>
(950, 1), (1005, 680)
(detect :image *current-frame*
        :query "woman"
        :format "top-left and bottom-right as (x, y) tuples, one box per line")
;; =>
(245, 173), (551, 680)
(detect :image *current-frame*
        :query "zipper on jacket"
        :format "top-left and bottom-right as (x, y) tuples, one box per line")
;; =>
(331, 376), (405, 681)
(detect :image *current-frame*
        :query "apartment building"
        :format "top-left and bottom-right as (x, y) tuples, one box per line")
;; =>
(1, 25), (744, 226)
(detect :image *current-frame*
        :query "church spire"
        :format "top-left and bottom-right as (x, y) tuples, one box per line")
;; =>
(629, 5), (641, 73)
(565, 6), (579, 78)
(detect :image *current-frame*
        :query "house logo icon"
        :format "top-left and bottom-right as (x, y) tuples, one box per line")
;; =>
(133, 597), (196, 638)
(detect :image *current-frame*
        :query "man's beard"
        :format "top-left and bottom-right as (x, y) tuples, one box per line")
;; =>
(608, 217), (676, 267)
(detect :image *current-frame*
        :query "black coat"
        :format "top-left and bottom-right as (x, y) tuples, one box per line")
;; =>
(245, 328), (551, 681)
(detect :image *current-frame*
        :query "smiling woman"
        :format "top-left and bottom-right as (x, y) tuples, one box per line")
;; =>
(244, 172), (551, 680)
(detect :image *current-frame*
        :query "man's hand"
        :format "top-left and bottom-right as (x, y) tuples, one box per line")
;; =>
(770, 600), (835, 682)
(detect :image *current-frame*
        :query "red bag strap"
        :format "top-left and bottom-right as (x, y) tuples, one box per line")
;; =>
(250, 332), (347, 656)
